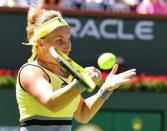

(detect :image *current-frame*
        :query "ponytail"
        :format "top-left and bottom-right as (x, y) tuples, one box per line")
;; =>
(26, 7), (44, 40)
(26, 7), (44, 62)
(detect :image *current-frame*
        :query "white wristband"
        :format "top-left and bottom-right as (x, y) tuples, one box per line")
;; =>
(98, 88), (113, 100)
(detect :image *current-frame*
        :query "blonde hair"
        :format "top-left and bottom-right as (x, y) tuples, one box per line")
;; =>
(26, 8), (62, 62)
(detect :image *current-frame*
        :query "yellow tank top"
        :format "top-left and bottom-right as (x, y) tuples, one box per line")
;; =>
(16, 63), (81, 121)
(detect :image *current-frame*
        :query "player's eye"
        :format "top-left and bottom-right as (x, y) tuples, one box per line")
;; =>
(55, 39), (64, 45)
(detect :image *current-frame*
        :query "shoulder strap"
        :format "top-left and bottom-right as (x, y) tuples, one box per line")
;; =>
(18, 63), (51, 92)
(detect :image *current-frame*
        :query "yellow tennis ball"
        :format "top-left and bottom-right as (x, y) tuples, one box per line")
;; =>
(98, 53), (116, 70)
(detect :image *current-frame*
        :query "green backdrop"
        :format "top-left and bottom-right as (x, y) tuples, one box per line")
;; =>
(72, 111), (162, 131)
(0, 11), (167, 75)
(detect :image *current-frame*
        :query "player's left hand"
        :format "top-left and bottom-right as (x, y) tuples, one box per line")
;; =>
(85, 67), (102, 86)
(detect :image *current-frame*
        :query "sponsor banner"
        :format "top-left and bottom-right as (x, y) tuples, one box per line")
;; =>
(0, 12), (167, 74)
(65, 17), (154, 41)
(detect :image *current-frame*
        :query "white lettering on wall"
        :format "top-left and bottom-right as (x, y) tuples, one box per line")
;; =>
(135, 21), (154, 40)
(66, 18), (154, 41)
(100, 19), (117, 39)
(79, 19), (100, 39)
(117, 20), (134, 40)
(65, 18), (81, 38)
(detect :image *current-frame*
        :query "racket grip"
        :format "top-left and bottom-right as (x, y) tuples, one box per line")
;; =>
(73, 79), (87, 93)
(96, 79), (105, 88)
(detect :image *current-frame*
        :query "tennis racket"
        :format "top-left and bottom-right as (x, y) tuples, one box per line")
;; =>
(49, 47), (96, 92)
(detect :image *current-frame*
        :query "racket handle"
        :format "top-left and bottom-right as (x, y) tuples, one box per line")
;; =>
(96, 79), (105, 88)
(73, 79), (87, 93)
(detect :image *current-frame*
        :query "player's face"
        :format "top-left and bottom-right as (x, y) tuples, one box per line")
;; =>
(41, 26), (71, 55)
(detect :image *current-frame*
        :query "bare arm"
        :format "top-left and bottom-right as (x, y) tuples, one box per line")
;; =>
(74, 94), (105, 123)
(74, 64), (136, 123)
(20, 65), (81, 112)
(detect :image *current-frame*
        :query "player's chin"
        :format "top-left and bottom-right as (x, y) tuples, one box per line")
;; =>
(63, 51), (70, 56)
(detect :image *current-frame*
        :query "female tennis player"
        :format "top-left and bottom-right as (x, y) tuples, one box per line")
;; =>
(16, 7), (136, 131)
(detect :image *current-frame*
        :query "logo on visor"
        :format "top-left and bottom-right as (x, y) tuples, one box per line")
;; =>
(57, 18), (64, 23)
